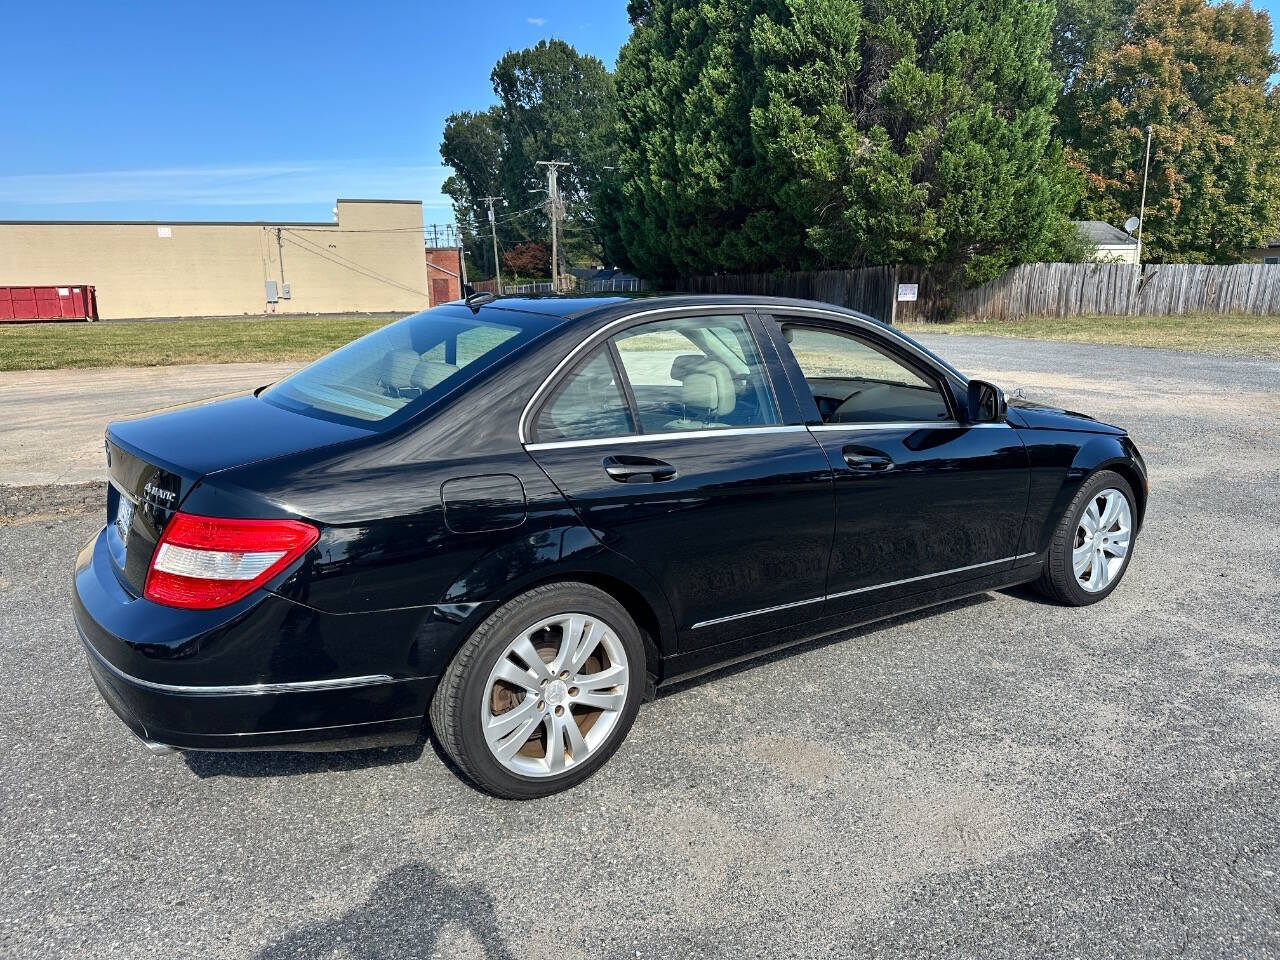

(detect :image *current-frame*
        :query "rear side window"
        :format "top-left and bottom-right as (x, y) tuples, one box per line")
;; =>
(611, 315), (779, 433)
(532, 347), (636, 442)
(263, 308), (529, 429)
(530, 314), (782, 443)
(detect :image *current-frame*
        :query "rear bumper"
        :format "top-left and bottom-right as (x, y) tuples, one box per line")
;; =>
(72, 526), (443, 752)
(78, 624), (429, 751)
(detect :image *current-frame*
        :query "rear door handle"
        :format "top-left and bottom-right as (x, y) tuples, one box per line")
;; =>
(603, 455), (678, 483)
(842, 446), (894, 473)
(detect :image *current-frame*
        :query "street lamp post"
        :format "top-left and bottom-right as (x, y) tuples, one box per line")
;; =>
(1135, 124), (1153, 264)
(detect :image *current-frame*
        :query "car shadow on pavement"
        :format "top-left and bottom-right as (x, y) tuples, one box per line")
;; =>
(658, 593), (994, 698)
(253, 862), (517, 960)
(998, 582), (1060, 606)
(182, 732), (429, 779)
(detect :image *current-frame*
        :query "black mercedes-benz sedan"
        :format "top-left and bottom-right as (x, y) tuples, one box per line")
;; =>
(73, 294), (1147, 797)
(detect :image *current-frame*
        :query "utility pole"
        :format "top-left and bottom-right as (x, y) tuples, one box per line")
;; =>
(480, 196), (504, 295)
(536, 161), (569, 292)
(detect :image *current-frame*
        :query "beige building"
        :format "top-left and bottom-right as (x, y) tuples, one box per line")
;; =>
(0, 198), (430, 320)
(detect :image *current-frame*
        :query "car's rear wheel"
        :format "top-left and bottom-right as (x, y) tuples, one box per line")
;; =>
(1034, 469), (1137, 606)
(429, 582), (644, 798)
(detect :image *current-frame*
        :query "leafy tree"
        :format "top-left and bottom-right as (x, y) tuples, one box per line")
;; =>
(441, 109), (502, 277)
(610, 0), (1076, 285)
(1064, 0), (1280, 263)
(1050, 0), (1137, 85)
(503, 241), (550, 278)
(490, 40), (618, 268)
(439, 41), (617, 272)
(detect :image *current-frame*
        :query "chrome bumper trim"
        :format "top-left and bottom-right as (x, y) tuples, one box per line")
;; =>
(78, 628), (397, 697)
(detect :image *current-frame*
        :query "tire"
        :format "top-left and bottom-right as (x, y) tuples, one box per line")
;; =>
(429, 581), (646, 799)
(1033, 469), (1138, 606)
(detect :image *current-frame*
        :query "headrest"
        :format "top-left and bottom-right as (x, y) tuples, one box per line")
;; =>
(380, 348), (421, 387)
(670, 354), (706, 382)
(410, 359), (458, 390)
(679, 358), (735, 417)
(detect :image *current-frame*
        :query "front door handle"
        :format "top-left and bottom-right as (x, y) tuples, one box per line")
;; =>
(842, 446), (894, 473)
(603, 455), (678, 483)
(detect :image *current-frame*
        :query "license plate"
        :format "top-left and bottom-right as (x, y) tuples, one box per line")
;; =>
(115, 496), (135, 543)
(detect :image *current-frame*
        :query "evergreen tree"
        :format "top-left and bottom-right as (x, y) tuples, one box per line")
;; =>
(832, 0), (1077, 284)
(1064, 0), (1280, 263)
(610, 0), (1075, 284)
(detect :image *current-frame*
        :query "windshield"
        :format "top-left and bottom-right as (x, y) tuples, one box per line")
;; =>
(262, 308), (532, 429)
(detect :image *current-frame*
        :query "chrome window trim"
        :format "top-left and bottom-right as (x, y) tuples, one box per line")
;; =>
(518, 303), (946, 445)
(809, 420), (959, 432)
(807, 421), (1011, 432)
(525, 424), (809, 452)
(79, 628), (398, 696)
(690, 552), (1038, 629)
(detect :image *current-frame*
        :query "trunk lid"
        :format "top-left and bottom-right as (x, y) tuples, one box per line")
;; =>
(104, 394), (372, 594)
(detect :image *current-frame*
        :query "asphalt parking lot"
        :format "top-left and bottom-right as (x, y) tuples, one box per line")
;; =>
(1, 334), (1277, 959)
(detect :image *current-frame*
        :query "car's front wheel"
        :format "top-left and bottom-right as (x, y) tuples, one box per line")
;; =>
(429, 582), (645, 798)
(1035, 469), (1138, 605)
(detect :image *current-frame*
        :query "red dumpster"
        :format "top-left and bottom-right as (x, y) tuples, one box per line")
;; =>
(0, 285), (98, 322)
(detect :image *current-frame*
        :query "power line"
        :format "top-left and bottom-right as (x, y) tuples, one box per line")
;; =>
(279, 230), (426, 298)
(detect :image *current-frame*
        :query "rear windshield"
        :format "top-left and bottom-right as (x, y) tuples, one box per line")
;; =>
(262, 308), (533, 429)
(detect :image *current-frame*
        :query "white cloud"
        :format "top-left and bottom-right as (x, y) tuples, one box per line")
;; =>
(0, 162), (456, 214)
(527, 16), (545, 25)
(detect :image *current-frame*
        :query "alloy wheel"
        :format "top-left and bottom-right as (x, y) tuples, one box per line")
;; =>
(481, 613), (630, 778)
(1073, 487), (1132, 593)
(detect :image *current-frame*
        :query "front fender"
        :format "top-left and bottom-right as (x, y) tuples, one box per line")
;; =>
(1022, 431), (1148, 558)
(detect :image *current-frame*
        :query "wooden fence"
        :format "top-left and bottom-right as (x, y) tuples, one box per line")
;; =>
(687, 262), (1280, 323)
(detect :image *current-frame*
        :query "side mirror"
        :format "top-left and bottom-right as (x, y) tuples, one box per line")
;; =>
(966, 379), (1007, 423)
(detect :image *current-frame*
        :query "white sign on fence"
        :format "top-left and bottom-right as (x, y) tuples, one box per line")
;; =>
(896, 283), (919, 302)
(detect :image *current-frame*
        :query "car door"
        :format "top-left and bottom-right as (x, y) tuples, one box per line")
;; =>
(523, 309), (835, 651)
(762, 313), (1031, 618)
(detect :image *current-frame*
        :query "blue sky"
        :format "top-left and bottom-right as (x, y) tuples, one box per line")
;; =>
(0, 1), (631, 225)
(2, 0), (1277, 226)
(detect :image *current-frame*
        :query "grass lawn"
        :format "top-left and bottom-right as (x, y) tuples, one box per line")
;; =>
(0, 313), (404, 372)
(897, 313), (1280, 358)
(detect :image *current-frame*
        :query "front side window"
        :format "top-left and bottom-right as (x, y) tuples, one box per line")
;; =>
(611, 315), (780, 433)
(781, 324), (951, 424)
(263, 308), (528, 429)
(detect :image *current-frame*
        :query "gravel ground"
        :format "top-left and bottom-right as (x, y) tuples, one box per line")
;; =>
(0, 335), (1277, 959)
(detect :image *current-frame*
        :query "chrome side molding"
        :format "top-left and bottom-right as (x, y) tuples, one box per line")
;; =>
(691, 552), (1039, 629)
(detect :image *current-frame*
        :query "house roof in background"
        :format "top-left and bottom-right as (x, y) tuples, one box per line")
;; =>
(1073, 220), (1137, 246)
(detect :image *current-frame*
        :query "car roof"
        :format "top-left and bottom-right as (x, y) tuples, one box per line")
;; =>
(478, 293), (891, 326)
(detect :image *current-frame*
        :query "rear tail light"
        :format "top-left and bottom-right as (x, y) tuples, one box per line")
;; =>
(144, 512), (319, 610)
